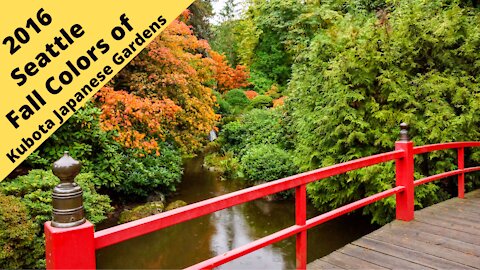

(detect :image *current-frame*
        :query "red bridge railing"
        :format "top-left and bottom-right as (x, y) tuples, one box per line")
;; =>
(44, 124), (480, 269)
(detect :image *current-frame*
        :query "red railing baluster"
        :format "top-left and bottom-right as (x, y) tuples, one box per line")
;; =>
(395, 123), (415, 221)
(458, 147), (465, 198)
(295, 184), (307, 270)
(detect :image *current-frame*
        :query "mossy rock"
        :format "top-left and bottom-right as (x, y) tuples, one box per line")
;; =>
(165, 200), (187, 211)
(119, 201), (164, 224)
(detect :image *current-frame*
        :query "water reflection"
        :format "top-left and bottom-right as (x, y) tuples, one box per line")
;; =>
(211, 205), (288, 270)
(96, 157), (378, 269)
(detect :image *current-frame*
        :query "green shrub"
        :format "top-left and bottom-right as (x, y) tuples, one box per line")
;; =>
(219, 121), (244, 153)
(0, 170), (113, 269)
(250, 95), (273, 109)
(240, 144), (298, 184)
(221, 109), (288, 156)
(25, 102), (184, 198)
(224, 89), (250, 110)
(116, 146), (183, 199)
(288, 0), (480, 224)
(213, 91), (233, 115)
(0, 194), (44, 269)
(248, 70), (276, 94)
(0, 170), (113, 226)
(26, 102), (125, 189)
(204, 152), (242, 179)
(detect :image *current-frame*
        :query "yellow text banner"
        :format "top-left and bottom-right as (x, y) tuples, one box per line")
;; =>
(0, 0), (194, 181)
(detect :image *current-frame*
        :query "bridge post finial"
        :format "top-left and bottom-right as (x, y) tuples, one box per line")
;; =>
(51, 151), (86, 228)
(399, 122), (409, 141)
(45, 151), (96, 269)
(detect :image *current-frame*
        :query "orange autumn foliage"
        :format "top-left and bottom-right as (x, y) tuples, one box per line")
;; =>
(96, 87), (182, 154)
(273, 96), (287, 107)
(244, 90), (259, 100)
(210, 51), (250, 92)
(105, 15), (247, 153)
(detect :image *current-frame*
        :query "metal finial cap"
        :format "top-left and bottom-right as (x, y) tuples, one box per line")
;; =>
(51, 151), (85, 228)
(52, 151), (81, 183)
(399, 123), (409, 141)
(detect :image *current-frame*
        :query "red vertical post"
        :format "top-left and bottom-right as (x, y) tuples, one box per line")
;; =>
(295, 184), (307, 270)
(45, 221), (96, 269)
(458, 147), (465, 199)
(395, 123), (415, 221)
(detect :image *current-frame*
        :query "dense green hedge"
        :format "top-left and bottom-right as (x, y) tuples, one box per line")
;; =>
(288, 0), (480, 224)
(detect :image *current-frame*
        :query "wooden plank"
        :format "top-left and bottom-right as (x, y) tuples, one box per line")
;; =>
(320, 248), (387, 269)
(420, 198), (479, 209)
(353, 236), (476, 269)
(416, 211), (480, 230)
(414, 213), (480, 236)
(384, 224), (480, 257)
(426, 203), (480, 219)
(367, 228), (480, 268)
(438, 198), (480, 209)
(307, 259), (344, 270)
(339, 244), (432, 269)
(465, 189), (480, 198)
(397, 220), (480, 246)
(434, 202), (480, 215)
(418, 210), (480, 225)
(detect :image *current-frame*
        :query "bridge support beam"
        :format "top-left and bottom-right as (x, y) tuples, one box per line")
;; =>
(395, 123), (415, 221)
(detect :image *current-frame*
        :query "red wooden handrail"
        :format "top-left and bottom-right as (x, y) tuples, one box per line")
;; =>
(44, 139), (480, 270)
(94, 150), (405, 249)
(413, 141), (480, 155)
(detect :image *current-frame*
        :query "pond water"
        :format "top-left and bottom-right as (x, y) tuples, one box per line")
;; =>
(96, 156), (378, 269)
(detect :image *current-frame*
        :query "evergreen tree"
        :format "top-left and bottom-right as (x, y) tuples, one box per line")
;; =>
(288, 0), (480, 224)
(188, 0), (215, 40)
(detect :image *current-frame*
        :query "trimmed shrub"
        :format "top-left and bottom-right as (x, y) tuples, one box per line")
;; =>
(224, 89), (250, 108)
(116, 147), (183, 199)
(240, 144), (298, 184)
(251, 95), (273, 108)
(221, 109), (287, 155)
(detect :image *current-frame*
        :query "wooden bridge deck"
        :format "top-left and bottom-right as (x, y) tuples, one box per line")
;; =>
(308, 190), (480, 269)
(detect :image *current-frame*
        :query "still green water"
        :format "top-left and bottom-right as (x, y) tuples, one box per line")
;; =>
(96, 157), (378, 269)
